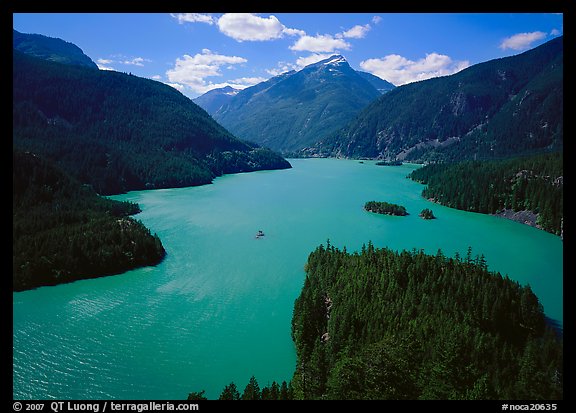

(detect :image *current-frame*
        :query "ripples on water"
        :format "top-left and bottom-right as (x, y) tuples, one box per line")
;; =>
(13, 159), (563, 399)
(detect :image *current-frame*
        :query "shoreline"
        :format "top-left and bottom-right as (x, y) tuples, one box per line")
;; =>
(490, 209), (541, 230)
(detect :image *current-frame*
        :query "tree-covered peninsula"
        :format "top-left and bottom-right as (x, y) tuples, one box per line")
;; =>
(364, 201), (408, 216)
(13, 151), (165, 291)
(290, 242), (562, 400)
(188, 242), (562, 400)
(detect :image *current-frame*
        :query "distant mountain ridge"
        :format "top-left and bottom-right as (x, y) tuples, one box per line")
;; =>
(13, 29), (98, 69)
(304, 36), (563, 162)
(193, 86), (241, 116)
(206, 55), (395, 152)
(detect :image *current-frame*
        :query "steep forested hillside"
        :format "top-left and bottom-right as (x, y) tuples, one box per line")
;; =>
(290, 242), (563, 400)
(13, 150), (165, 291)
(13, 50), (291, 195)
(305, 36), (562, 162)
(212, 55), (392, 152)
(408, 152), (563, 235)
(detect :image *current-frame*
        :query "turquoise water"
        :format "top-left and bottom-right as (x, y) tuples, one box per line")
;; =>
(13, 159), (563, 400)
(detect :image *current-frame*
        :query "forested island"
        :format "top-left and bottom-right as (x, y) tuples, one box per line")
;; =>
(408, 152), (563, 235)
(364, 201), (408, 216)
(13, 151), (166, 291)
(419, 208), (436, 219)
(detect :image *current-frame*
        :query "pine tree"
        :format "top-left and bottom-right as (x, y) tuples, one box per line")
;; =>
(218, 382), (240, 400)
(242, 376), (261, 400)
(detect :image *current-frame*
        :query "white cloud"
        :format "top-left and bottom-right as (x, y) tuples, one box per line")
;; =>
(290, 34), (351, 53)
(339, 24), (371, 39)
(265, 52), (344, 77)
(499, 31), (547, 51)
(217, 13), (299, 42)
(172, 12), (305, 42)
(266, 63), (296, 77)
(372, 16), (382, 25)
(282, 27), (307, 37)
(187, 76), (268, 96)
(360, 53), (469, 86)
(171, 13), (215, 25)
(228, 77), (267, 87)
(96, 58), (115, 71)
(166, 82), (187, 92)
(165, 49), (249, 96)
(96, 55), (150, 70)
(121, 57), (150, 66)
(295, 53), (333, 68)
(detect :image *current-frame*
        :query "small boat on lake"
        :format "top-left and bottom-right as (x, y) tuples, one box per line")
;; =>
(255, 230), (265, 239)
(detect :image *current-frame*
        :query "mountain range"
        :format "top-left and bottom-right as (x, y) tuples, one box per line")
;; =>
(13, 33), (291, 196)
(193, 85), (241, 116)
(303, 36), (563, 162)
(202, 55), (395, 153)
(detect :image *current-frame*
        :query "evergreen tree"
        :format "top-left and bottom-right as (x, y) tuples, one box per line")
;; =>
(218, 382), (240, 400)
(187, 390), (208, 400)
(242, 376), (261, 400)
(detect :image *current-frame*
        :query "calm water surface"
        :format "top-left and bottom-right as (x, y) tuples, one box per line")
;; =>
(13, 159), (563, 399)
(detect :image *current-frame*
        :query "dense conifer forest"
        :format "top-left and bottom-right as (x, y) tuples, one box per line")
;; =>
(289, 242), (563, 400)
(13, 50), (291, 196)
(12, 45), (290, 289)
(13, 150), (165, 291)
(408, 152), (563, 235)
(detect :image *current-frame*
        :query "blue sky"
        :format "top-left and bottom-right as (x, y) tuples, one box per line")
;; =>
(13, 13), (563, 99)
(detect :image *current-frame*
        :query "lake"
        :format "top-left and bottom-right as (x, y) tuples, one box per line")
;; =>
(13, 158), (563, 400)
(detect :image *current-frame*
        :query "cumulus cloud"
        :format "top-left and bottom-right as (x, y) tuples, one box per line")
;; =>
(290, 34), (351, 53)
(550, 28), (561, 36)
(499, 31), (547, 51)
(360, 53), (469, 86)
(96, 55), (151, 70)
(165, 49), (252, 96)
(185, 76), (267, 96)
(338, 24), (371, 39)
(295, 53), (334, 68)
(121, 57), (150, 66)
(171, 13), (215, 25)
(266, 62), (296, 77)
(166, 82), (187, 93)
(172, 12), (305, 42)
(217, 13), (303, 42)
(96, 58), (115, 71)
